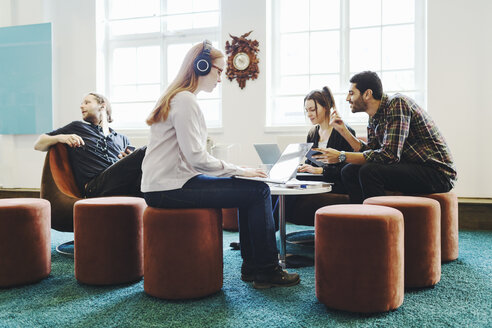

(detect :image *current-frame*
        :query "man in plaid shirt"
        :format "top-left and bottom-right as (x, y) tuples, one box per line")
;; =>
(314, 71), (456, 203)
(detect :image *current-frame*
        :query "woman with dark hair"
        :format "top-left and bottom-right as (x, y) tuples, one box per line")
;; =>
(279, 87), (356, 228)
(299, 86), (355, 193)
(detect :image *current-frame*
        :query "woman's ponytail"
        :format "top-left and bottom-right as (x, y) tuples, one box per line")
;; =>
(321, 86), (336, 110)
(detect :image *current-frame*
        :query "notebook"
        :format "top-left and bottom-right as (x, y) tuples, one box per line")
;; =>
(254, 143), (282, 165)
(236, 143), (313, 184)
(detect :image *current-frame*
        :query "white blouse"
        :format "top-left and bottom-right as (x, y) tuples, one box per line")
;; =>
(141, 91), (246, 192)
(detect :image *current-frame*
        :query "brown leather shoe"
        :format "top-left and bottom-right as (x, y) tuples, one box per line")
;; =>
(253, 265), (300, 289)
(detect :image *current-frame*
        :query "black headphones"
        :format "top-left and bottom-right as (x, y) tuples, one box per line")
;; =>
(193, 40), (212, 76)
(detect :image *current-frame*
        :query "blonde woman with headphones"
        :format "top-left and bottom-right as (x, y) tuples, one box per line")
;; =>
(141, 41), (300, 289)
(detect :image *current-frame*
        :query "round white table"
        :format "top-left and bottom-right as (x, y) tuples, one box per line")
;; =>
(269, 184), (332, 269)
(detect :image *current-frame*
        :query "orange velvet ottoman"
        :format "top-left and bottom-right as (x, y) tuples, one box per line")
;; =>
(364, 196), (441, 287)
(0, 198), (51, 287)
(143, 207), (223, 299)
(421, 192), (459, 262)
(315, 204), (404, 313)
(74, 197), (146, 285)
(222, 208), (238, 231)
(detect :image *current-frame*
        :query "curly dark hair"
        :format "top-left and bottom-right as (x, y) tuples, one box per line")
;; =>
(349, 71), (383, 100)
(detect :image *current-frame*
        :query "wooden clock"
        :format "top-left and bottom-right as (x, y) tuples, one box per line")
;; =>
(225, 31), (259, 89)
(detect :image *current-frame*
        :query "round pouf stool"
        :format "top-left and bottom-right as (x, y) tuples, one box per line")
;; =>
(364, 196), (441, 287)
(422, 192), (459, 262)
(144, 207), (223, 299)
(222, 208), (238, 231)
(315, 204), (404, 313)
(0, 198), (51, 287)
(74, 197), (146, 285)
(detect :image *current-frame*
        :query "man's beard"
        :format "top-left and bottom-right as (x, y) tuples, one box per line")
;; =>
(350, 97), (366, 113)
(83, 113), (100, 125)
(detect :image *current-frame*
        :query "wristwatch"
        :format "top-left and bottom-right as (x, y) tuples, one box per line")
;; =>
(338, 151), (346, 163)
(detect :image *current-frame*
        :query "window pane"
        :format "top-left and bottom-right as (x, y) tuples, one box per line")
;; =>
(272, 96), (305, 126)
(382, 70), (415, 92)
(112, 48), (136, 85)
(110, 17), (160, 36)
(166, 14), (193, 31)
(109, 0), (160, 19)
(271, 0), (424, 127)
(350, 0), (381, 28)
(102, 0), (221, 130)
(382, 25), (414, 70)
(280, 0), (309, 32)
(112, 86), (137, 103)
(280, 33), (309, 75)
(137, 46), (160, 84)
(112, 84), (161, 103)
(167, 43), (193, 82)
(310, 31), (339, 74)
(167, 0), (193, 14)
(310, 0), (340, 30)
(278, 76), (309, 95)
(382, 0), (414, 25)
(111, 102), (154, 129)
(198, 99), (221, 128)
(350, 27), (381, 72)
(193, 0), (220, 12)
(309, 74), (341, 94)
(193, 12), (220, 29)
(137, 84), (161, 101)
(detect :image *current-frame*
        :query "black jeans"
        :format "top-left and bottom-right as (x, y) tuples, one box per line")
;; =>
(85, 146), (147, 198)
(144, 175), (279, 269)
(341, 162), (453, 204)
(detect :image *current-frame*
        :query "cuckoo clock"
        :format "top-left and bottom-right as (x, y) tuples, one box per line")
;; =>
(225, 31), (259, 89)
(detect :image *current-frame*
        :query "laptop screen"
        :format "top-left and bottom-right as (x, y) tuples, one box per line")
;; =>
(254, 144), (281, 165)
(268, 143), (313, 182)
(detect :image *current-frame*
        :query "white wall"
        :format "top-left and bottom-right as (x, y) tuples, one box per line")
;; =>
(0, 0), (491, 198)
(0, 0), (96, 188)
(427, 0), (492, 197)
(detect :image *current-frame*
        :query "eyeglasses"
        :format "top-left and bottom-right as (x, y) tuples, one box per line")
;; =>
(211, 64), (223, 76)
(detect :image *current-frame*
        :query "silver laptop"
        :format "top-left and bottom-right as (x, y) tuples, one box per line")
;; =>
(254, 143), (282, 165)
(236, 143), (313, 184)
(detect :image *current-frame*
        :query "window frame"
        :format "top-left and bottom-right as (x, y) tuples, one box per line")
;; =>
(268, 0), (427, 130)
(97, 0), (222, 131)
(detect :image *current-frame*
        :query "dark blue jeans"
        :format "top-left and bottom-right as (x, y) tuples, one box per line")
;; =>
(144, 175), (279, 269)
(341, 163), (454, 203)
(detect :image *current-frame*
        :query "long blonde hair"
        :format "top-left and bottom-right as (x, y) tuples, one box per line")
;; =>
(146, 42), (225, 125)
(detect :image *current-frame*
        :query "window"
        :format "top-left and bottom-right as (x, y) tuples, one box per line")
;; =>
(97, 0), (221, 130)
(269, 0), (426, 127)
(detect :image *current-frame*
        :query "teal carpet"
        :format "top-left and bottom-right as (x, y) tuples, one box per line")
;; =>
(1, 226), (491, 328)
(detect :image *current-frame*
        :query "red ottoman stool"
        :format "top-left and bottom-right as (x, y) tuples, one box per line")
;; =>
(222, 208), (238, 231)
(0, 198), (51, 287)
(315, 204), (404, 313)
(74, 197), (146, 285)
(422, 192), (459, 262)
(364, 196), (441, 287)
(144, 207), (223, 299)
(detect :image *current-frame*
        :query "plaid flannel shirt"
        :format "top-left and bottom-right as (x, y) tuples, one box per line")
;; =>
(359, 93), (457, 183)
